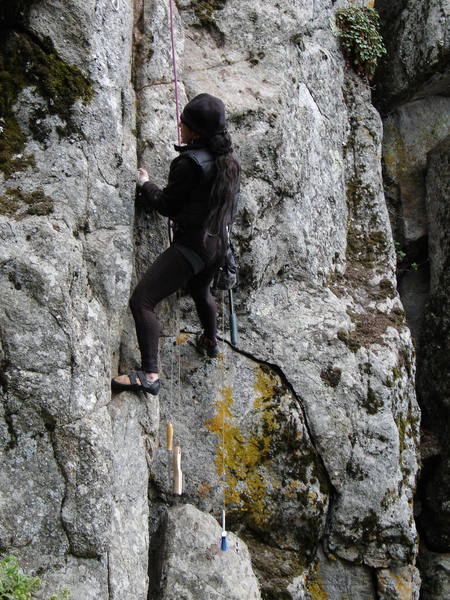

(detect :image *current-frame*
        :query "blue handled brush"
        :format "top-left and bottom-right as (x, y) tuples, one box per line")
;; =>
(221, 509), (228, 551)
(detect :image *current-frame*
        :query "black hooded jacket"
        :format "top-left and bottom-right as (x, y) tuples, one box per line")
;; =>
(141, 142), (232, 270)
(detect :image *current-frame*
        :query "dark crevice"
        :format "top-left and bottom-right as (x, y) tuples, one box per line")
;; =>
(147, 510), (167, 600)
(3, 404), (18, 451)
(107, 551), (113, 600)
(375, 1), (449, 591)
(396, 235), (431, 344)
(0, 0), (39, 31)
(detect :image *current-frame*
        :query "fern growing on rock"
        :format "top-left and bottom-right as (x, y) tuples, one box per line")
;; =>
(336, 7), (387, 80)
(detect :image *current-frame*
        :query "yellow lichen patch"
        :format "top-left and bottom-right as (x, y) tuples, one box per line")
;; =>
(366, 0), (375, 7)
(204, 366), (286, 526)
(308, 491), (319, 503)
(305, 562), (328, 600)
(285, 480), (302, 499)
(390, 572), (413, 597)
(176, 333), (189, 345)
(204, 384), (272, 523)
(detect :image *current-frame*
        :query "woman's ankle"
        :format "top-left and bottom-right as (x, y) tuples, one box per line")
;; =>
(145, 372), (159, 382)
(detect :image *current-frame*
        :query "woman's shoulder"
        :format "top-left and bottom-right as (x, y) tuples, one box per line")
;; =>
(173, 146), (215, 180)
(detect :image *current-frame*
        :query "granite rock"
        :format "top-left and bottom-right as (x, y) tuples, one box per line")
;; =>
(153, 504), (261, 600)
(0, 0), (426, 598)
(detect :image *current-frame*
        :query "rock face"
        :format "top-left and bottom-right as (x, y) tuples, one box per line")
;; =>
(375, 0), (450, 109)
(375, 0), (450, 596)
(419, 548), (450, 600)
(381, 97), (450, 340)
(0, 0), (427, 599)
(416, 137), (450, 554)
(152, 504), (261, 600)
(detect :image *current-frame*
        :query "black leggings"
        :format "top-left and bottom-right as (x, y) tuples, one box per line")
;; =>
(129, 245), (218, 372)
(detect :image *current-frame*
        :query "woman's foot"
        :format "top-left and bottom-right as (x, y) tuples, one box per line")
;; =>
(195, 333), (219, 358)
(111, 371), (160, 395)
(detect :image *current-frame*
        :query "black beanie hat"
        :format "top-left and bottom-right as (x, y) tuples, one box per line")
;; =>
(180, 93), (226, 138)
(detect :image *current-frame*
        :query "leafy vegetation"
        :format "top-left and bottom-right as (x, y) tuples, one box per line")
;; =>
(0, 556), (70, 600)
(335, 7), (386, 80)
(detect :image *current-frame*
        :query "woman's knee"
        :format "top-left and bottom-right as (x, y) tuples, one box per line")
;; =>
(129, 287), (151, 315)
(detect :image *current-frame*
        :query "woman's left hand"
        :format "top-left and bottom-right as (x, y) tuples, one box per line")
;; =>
(137, 168), (149, 187)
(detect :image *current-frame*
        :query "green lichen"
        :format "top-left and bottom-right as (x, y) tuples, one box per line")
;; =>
(0, 30), (93, 179)
(379, 277), (396, 299)
(345, 176), (388, 268)
(392, 366), (401, 380)
(395, 414), (407, 456)
(0, 187), (54, 219)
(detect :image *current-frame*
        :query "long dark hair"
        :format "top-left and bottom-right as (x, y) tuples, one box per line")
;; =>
(204, 131), (240, 252)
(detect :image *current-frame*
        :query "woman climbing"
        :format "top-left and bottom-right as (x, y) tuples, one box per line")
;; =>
(111, 93), (240, 395)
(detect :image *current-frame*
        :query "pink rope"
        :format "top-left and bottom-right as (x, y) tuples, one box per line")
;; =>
(168, 0), (181, 145)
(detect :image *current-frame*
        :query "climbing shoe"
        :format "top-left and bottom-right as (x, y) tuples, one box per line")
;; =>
(195, 333), (219, 358)
(111, 371), (161, 395)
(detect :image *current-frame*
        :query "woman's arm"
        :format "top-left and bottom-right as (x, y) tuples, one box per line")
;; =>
(139, 156), (200, 218)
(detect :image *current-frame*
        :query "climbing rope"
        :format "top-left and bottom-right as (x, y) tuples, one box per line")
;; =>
(168, 0), (181, 145)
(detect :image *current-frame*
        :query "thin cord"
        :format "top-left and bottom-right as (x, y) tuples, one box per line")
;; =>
(168, 0), (181, 145)
(170, 336), (175, 406)
(220, 291), (226, 515)
(178, 333), (182, 412)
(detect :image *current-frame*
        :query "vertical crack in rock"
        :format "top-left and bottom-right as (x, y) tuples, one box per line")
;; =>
(107, 550), (113, 600)
(47, 425), (72, 553)
(221, 339), (336, 494)
(3, 404), (18, 451)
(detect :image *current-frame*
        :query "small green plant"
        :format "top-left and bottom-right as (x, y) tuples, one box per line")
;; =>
(335, 7), (386, 80)
(395, 241), (406, 262)
(0, 556), (70, 600)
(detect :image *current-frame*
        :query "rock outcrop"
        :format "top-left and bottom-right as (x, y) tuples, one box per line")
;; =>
(0, 0), (429, 598)
(375, 0), (450, 597)
(151, 504), (261, 600)
(375, 0), (449, 110)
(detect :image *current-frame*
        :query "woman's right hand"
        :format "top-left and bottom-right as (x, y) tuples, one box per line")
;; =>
(137, 168), (149, 187)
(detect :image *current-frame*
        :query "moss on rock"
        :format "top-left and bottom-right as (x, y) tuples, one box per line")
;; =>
(320, 365), (342, 388)
(0, 187), (54, 218)
(363, 386), (383, 415)
(0, 30), (93, 179)
(191, 0), (227, 26)
(337, 329), (361, 353)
